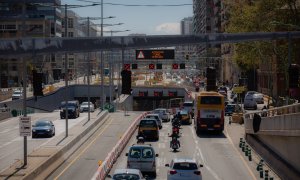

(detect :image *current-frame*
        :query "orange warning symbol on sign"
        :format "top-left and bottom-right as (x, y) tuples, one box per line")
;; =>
(137, 51), (145, 59)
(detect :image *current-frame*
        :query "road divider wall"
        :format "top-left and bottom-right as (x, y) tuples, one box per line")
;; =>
(92, 112), (147, 180)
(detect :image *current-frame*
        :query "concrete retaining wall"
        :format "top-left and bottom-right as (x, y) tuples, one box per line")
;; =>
(244, 110), (300, 179)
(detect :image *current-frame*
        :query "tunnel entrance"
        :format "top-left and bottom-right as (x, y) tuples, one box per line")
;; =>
(133, 97), (184, 111)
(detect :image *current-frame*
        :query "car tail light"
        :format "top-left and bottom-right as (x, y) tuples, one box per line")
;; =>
(194, 170), (201, 175)
(127, 161), (130, 167)
(152, 161), (156, 168)
(170, 170), (177, 175)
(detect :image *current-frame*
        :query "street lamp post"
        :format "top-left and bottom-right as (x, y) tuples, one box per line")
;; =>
(103, 30), (130, 105)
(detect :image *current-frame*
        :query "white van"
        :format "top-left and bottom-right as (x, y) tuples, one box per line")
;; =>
(126, 144), (158, 176)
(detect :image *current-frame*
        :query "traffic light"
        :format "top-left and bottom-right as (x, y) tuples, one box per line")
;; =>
(172, 63), (178, 69)
(206, 67), (217, 91)
(180, 63), (185, 69)
(156, 63), (162, 69)
(289, 64), (299, 88)
(121, 69), (132, 94)
(149, 64), (155, 70)
(132, 64), (138, 69)
(185, 54), (189, 60)
(32, 70), (43, 96)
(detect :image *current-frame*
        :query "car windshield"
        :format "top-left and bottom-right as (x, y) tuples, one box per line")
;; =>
(35, 121), (51, 127)
(226, 105), (235, 110)
(13, 91), (21, 95)
(173, 162), (198, 170)
(81, 102), (91, 106)
(154, 109), (165, 114)
(183, 102), (193, 107)
(113, 174), (140, 180)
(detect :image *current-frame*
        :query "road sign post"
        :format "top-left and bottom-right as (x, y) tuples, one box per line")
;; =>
(19, 116), (31, 137)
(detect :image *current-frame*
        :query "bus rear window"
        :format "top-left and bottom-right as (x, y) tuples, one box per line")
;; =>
(200, 96), (222, 105)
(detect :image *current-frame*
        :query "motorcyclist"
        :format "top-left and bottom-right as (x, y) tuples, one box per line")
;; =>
(261, 105), (268, 117)
(169, 135), (180, 148)
(137, 136), (145, 144)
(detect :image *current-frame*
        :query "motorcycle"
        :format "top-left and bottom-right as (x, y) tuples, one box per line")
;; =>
(170, 137), (180, 152)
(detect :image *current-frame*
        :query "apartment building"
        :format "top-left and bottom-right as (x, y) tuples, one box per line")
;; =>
(0, 0), (62, 88)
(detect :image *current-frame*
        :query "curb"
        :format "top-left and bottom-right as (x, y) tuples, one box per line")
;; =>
(92, 112), (147, 180)
(1, 110), (109, 180)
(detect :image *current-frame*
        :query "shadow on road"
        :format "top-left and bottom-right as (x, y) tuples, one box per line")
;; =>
(197, 131), (227, 138)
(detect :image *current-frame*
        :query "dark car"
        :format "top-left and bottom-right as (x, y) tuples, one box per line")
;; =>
(32, 120), (55, 138)
(60, 100), (80, 119)
(225, 104), (237, 116)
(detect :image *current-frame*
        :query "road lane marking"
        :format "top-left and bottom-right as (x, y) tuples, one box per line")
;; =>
(224, 126), (257, 180)
(54, 117), (113, 180)
(190, 126), (222, 180)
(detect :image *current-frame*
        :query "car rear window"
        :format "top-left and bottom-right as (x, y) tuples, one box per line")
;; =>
(146, 115), (159, 120)
(173, 162), (198, 170)
(139, 120), (156, 127)
(200, 96), (222, 105)
(113, 174), (140, 180)
(129, 148), (141, 158)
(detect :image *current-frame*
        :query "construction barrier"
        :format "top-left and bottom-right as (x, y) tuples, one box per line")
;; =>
(92, 112), (148, 180)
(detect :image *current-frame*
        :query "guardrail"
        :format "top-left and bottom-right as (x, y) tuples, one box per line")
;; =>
(244, 103), (300, 120)
(92, 112), (147, 180)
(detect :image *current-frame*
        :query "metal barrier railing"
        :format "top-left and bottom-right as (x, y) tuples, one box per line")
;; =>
(244, 103), (300, 120)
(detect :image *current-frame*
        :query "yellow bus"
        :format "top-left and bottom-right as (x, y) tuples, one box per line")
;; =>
(194, 91), (225, 133)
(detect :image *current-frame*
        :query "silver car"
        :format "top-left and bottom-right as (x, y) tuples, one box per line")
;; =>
(126, 144), (158, 176)
(243, 94), (257, 110)
(107, 168), (146, 180)
(153, 108), (170, 122)
(253, 93), (264, 104)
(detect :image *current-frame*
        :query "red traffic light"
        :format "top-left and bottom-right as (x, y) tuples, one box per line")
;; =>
(149, 64), (155, 69)
(124, 64), (130, 70)
(172, 63), (178, 69)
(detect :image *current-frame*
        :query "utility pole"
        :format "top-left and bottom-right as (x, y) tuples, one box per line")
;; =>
(100, 0), (105, 110)
(21, 1), (27, 166)
(87, 17), (91, 121)
(64, 4), (69, 137)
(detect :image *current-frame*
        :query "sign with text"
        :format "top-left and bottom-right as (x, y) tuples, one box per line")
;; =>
(136, 49), (175, 59)
(19, 116), (31, 136)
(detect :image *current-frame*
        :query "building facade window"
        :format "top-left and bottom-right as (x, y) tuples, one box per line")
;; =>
(68, 18), (73, 28)
(68, 32), (73, 37)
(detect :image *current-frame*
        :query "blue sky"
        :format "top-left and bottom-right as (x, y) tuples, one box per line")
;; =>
(62, 0), (193, 36)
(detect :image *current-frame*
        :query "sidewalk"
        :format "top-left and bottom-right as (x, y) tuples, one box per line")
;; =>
(225, 119), (280, 179)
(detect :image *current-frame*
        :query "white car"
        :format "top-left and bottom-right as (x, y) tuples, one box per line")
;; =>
(165, 158), (203, 180)
(153, 108), (170, 122)
(80, 102), (95, 112)
(12, 90), (23, 100)
(107, 168), (146, 180)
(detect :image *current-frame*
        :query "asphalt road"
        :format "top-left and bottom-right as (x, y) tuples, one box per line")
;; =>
(0, 110), (92, 173)
(106, 117), (257, 180)
(46, 111), (143, 180)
